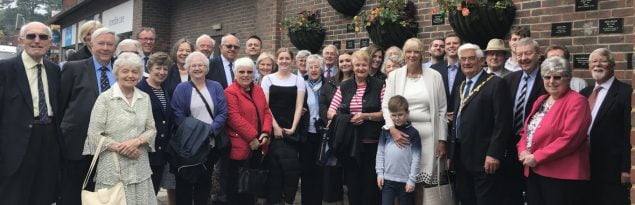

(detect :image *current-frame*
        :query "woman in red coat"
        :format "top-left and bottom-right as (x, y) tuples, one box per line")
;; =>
(517, 56), (591, 205)
(222, 57), (273, 204)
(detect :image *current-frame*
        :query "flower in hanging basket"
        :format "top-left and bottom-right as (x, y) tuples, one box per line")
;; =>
(281, 10), (325, 33)
(435, 0), (514, 17)
(461, 8), (470, 16)
(353, 0), (417, 32)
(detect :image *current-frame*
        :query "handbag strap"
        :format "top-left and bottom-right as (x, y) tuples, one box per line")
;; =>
(190, 81), (215, 119)
(436, 157), (453, 199)
(82, 137), (123, 189)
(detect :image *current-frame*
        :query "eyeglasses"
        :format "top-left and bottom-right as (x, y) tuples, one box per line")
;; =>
(25, 33), (49, 40)
(238, 70), (253, 74)
(224, 45), (240, 50)
(542, 75), (565, 81)
(139, 38), (155, 42)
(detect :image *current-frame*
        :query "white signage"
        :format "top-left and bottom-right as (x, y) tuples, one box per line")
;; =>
(102, 0), (134, 34)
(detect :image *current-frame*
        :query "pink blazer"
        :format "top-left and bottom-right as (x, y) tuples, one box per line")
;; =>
(517, 90), (591, 180)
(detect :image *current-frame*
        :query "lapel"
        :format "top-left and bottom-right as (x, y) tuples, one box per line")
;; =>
(451, 64), (465, 94)
(591, 80), (619, 128)
(85, 58), (100, 96)
(509, 71), (521, 97)
(216, 58), (228, 88)
(44, 60), (59, 113)
(460, 71), (491, 111)
(14, 55), (33, 112)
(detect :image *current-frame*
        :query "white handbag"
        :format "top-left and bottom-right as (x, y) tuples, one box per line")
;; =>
(81, 137), (127, 205)
(422, 158), (454, 205)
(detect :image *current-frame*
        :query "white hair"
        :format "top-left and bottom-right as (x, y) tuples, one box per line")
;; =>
(184, 51), (210, 71)
(458, 43), (484, 59)
(220, 34), (239, 45)
(296, 50), (311, 59)
(541, 56), (572, 77)
(115, 39), (143, 57)
(306, 54), (324, 71)
(196, 34), (215, 46)
(19, 21), (52, 37)
(233, 57), (255, 76)
(113, 52), (144, 82)
(91, 27), (119, 44)
(322, 44), (339, 56)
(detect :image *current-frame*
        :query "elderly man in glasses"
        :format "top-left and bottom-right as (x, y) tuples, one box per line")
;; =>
(0, 21), (62, 205)
(206, 33), (240, 89)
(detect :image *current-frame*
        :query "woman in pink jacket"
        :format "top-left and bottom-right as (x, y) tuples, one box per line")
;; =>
(517, 56), (591, 205)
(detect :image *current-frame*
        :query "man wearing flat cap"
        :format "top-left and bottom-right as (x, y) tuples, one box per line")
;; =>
(484, 39), (511, 77)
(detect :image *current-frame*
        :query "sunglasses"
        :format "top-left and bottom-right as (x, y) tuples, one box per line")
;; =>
(238, 70), (253, 74)
(542, 75), (564, 80)
(25, 33), (49, 40)
(224, 45), (240, 50)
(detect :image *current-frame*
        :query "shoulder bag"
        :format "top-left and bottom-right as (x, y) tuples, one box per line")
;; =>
(81, 137), (127, 205)
(191, 81), (231, 156)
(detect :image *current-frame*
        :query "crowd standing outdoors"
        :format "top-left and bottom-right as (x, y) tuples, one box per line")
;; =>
(0, 20), (631, 205)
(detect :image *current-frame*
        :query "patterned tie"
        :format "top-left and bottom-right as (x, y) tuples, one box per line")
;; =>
(143, 56), (149, 73)
(229, 62), (235, 81)
(326, 68), (332, 82)
(514, 76), (529, 134)
(100, 67), (111, 93)
(588, 86), (603, 110)
(456, 80), (472, 139)
(36, 64), (48, 121)
(463, 80), (473, 98)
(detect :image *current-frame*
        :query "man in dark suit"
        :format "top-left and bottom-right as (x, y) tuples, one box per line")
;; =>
(582, 48), (632, 205)
(58, 27), (119, 205)
(0, 21), (61, 205)
(206, 34), (239, 89)
(501, 37), (546, 205)
(431, 34), (465, 115)
(451, 43), (512, 205)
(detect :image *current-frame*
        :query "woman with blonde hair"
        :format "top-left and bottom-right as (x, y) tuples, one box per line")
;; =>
(68, 20), (103, 61)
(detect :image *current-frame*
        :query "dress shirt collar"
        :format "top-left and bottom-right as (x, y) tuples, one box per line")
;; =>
(21, 51), (43, 70)
(522, 66), (539, 81)
(447, 62), (459, 70)
(111, 83), (143, 107)
(221, 55), (232, 68)
(595, 76), (615, 90)
(92, 56), (112, 72)
(466, 70), (484, 84)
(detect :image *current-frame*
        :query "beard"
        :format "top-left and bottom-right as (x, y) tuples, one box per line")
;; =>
(591, 67), (610, 81)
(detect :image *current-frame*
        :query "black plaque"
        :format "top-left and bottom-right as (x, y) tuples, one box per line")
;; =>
(333, 41), (341, 49)
(432, 14), (445, 25)
(627, 53), (633, 70)
(347, 24), (355, 33)
(599, 18), (623, 34)
(573, 54), (589, 69)
(360, 39), (370, 47)
(346, 40), (355, 49)
(551, 22), (572, 37)
(575, 0), (597, 12)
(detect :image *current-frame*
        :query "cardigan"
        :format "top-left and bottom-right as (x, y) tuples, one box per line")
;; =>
(224, 82), (273, 160)
(517, 90), (591, 180)
(137, 79), (173, 166)
(382, 66), (448, 183)
(171, 80), (227, 137)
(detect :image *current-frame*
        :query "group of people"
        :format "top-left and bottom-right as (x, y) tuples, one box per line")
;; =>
(0, 19), (631, 205)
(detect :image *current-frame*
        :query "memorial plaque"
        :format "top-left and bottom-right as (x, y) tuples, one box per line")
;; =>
(360, 39), (370, 48)
(432, 14), (445, 25)
(346, 40), (355, 49)
(347, 24), (355, 33)
(575, 0), (597, 12)
(333, 41), (341, 49)
(599, 18), (623, 34)
(627, 53), (633, 70)
(551, 22), (572, 37)
(573, 54), (589, 69)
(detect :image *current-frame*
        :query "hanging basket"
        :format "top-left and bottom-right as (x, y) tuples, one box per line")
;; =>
(327, 0), (366, 16)
(448, 3), (516, 49)
(288, 29), (326, 54)
(366, 21), (418, 50)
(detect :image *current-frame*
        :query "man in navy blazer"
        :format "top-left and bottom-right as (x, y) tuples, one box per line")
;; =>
(206, 34), (239, 89)
(58, 27), (119, 205)
(431, 34), (465, 115)
(0, 21), (61, 205)
(582, 48), (632, 205)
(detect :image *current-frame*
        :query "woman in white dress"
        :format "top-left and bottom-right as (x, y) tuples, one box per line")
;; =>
(82, 52), (158, 204)
(382, 38), (451, 205)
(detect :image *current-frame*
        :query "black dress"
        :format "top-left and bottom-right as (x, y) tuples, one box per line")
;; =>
(265, 77), (302, 204)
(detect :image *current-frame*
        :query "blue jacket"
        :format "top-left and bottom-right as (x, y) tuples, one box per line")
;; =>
(137, 79), (174, 166)
(171, 80), (227, 137)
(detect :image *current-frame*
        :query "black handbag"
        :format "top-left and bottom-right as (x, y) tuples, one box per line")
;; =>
(190, 81), (231, 157)
(237, 150), (269, 195)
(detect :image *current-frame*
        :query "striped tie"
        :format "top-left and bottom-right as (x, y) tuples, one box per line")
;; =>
(100, 67), (111, 93)
(36, 64), (48, 121)
(514, 76), (529, 134)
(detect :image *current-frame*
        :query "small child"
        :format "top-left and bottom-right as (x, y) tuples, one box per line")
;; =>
(376, 95), (421, 205)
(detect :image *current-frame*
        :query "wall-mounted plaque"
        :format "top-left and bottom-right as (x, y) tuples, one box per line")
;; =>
(346, 40), (355, 49)
(575, 0), (597, 12)
(573, 54), (589, 69)
(627, 53), (633, 70)
(347, 24), (355, 33)
(432, 14), (445, 25)
(333, 41), (341, 49)
(551, 22), (572, 37)
(599, 18), (623, 34)
(360, 39), (370, 47)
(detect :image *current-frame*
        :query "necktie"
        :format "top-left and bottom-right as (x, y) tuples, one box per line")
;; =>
(229, 62), (235, 81)
(588, 86), (603, 110)
(456, 80), (472, 139)
(514, 76), (529, 134)
(143, 56), (149, 73)
(463, 80), (473, 98)
(36, 64), (48, 121)
(326, 68), (332, 82)
(100, 67), (111, 93)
